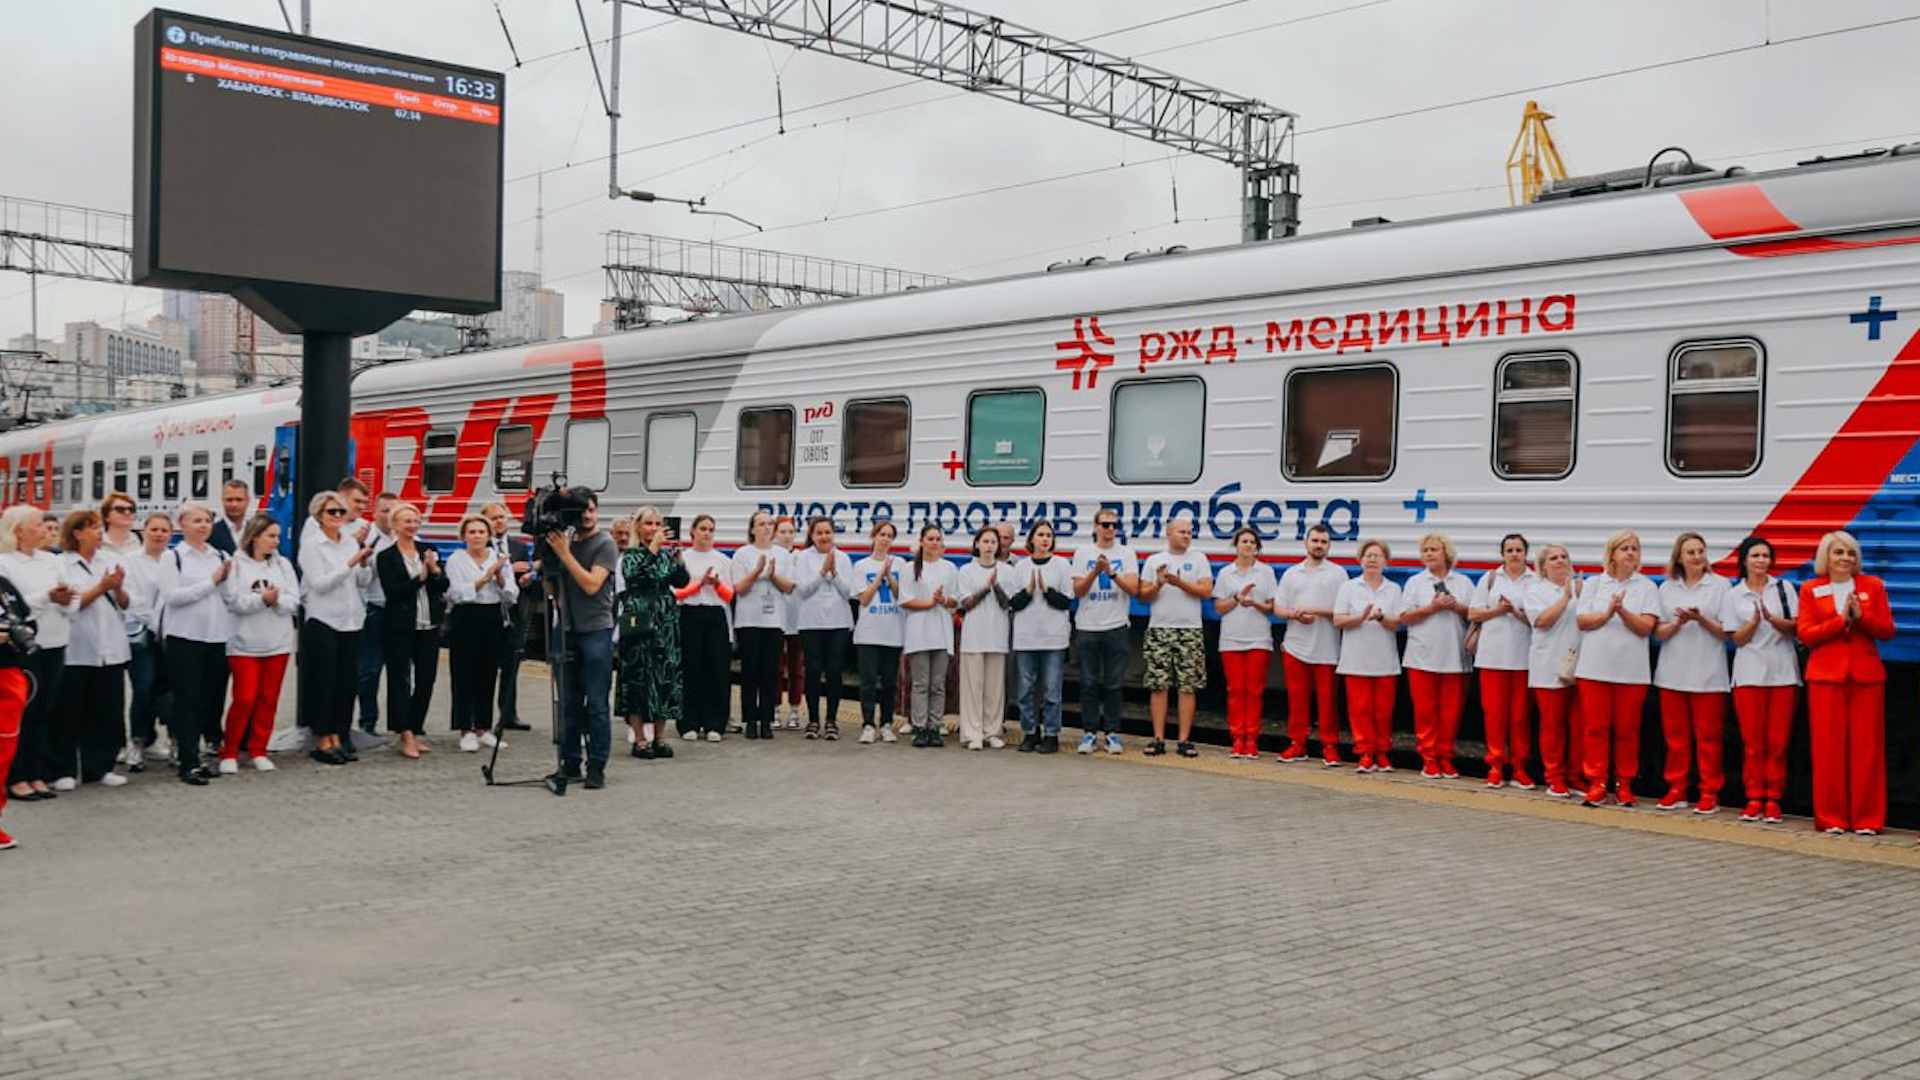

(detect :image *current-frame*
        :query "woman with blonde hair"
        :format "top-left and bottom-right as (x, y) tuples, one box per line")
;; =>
(221, 514), (298, 772)
(1333, 539), (1402, 772)
(1523, 542), (1583, 796)
(617, 506), (692, 750)
(1652, 532), (1732, 813)
(299, 490), (376, 765)
(445, 513), (516, 752)
(158, 501), (233, 784)
(376, 502), (448, 759)
(1797, 531), (1896, 834)
(1, 504), (75, 802)
(1400, 531), (1473, 779)
(1573, 529), (1659, 807)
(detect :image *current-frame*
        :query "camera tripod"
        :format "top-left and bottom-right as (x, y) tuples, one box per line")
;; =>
(482, 535), (575, 796)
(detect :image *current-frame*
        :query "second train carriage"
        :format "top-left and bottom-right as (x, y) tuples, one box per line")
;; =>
(4, 147), (1920, 665)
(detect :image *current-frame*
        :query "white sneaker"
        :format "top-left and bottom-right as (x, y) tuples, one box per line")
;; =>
(216, 759), (239, 776)
(728, 717), (745, 733)
(251, 757), (276, 772)
(52, 776), (77, 792)
(478, 732), (501, 749)
(99, 772), (129, 787)
(986, 736), (1007, 749)
(858, 726), (876, 744)
(682, 728), (702, 741)
(967, 739), (984, 751)
(1105, 734), (1124, 755)
(459, 733), (480, 753)
(787, 711), (803, 729)
(880, 725), (898, 743)
(895, 719), (914, 735)
(145, 736), (172, 762)
(706, 730), (722, 743)
(625, 726), (636, 744)
(120, 742), (142, 768)
(1076, 733), (1097, 754)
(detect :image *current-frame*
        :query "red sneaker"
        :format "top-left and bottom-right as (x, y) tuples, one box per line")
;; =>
(1655, 788), (1688, 811)
(1276, 750), (1307, 764)
(1739, 801), (1762, 822)
(1547, 780), (1571, 798)
(1582, 784), (1608, 807)
(1486, 765), (1504, 788)
(0, 827), (15, 850)
(1373, 757), (1393, 773)
(1616, 787), (1637, 808)
(1693, 794), (1719, 815)
(1322, 754), (1345, 768)
(1440, 758), (1460, 779)
(1763, 800), (1783, 824)
(1420, 759), (1441, 779)
(1355, 754), (1375, 774)
(1510, 768), (1536, 790)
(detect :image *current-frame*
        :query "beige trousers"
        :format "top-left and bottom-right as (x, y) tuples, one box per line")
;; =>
(958, 652), (1007, 744)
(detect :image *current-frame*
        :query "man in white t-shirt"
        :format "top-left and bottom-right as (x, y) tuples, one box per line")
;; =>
(1070, 507), (1138, 755)
(1137, 517), (1212, 758)
(1275, 523), (1348, 763)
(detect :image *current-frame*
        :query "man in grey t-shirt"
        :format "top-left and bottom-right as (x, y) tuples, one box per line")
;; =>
(548, 493), (618, 787)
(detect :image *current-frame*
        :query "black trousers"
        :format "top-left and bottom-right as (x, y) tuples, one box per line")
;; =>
(383, 627), (441, 736)
(680, 606), (731, 735)
(856, 643), (901, 728)
(9, 646), (64, 785)
(800, 628), (851, 727)
(736, 626), (783, 730)
(299, 621), (357, 740)
(497, 594), (528, 722)
(52, 662), (127, 783)
(164, 637), (228, 771)
(447, 605), (502, 734)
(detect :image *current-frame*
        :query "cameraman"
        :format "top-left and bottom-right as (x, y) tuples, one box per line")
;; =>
(547, 492), (617, 789)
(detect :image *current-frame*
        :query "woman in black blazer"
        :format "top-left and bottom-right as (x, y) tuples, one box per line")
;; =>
(377, 503), (449, 760)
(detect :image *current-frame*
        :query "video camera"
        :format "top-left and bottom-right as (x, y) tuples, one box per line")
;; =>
(522, 474), (595, 539)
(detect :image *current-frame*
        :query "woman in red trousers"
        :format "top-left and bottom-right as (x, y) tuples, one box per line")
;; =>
(221, 516), (299, 773)
(1574, 530), (1659, 807)
(1469, 534), (1536, 788)
(1333, 540), (1403, 773)
(1796, 531), (1895, 835)
(1652, 532), (1731, 814)
(1525, 543), (1584, 797)
(0, 570), (35, 850)
(1725, 536), (1799, 825)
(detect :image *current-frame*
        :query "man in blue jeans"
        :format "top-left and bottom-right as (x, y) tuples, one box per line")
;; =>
(546, 493), (617, 789)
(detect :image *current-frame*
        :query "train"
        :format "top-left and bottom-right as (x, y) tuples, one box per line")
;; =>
(3, 144), (1919, 675)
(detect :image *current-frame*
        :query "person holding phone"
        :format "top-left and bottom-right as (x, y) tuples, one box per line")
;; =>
(1725, 536), (1798, 824)
(1400, 532), (1473, 779)
(1796, 531), (1896, 835)
(221, 514), (298, 773)
(622, 507), (700, 752)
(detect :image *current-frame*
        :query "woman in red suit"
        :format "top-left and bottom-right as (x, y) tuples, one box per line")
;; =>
(1796, 531), (1896, 835)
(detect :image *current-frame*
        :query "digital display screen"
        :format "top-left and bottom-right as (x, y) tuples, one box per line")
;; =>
(133, 10), (503, 312)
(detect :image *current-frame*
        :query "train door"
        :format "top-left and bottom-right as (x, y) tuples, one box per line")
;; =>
(267, 423), (299, 554)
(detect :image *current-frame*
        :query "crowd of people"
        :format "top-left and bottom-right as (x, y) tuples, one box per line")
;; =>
(0, 477), (1903, 851)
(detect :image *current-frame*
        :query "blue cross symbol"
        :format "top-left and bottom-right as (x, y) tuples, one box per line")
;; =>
(1404, 488), (1438, 523)
(1851, 295), (1898, 341)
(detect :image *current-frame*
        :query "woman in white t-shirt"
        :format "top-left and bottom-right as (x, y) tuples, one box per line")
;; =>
(1573, 529), (1659, 807)
(793, 516), (856, 741)
(899, 524), (958, 746)
(1399, 532), (1473, 779)
(1333, 539), (1403, 773)
(955, 527), (1012, 751)
(1213, 528), (1277, 761)
(1653, 531), (1732, 813)
(1010, 521), (1075, 754)
(1725, 535), (1799, 824)
(851, 520), (905, 744)
(732, 511), (795, 741)
(1468, 534), (1536, 788)
(774, 516), (806, 729)
(1523, 543), (1584, 797)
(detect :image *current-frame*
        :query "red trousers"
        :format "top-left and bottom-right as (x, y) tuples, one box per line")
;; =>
(223, 653), (290, 760)
(1407, 669), (1465, 765)
(1283, 654), (1336, 755)
(1344, 675), (1396, 760)
(1577, 678), (1647, 790)
(0, 668), (29, 818)
(1659, 689), (1727, 797)
(1479, 668), (1530, 769)
(1732, 685), (1795, 802)
(779, 635), (804, 707)
(1534, 686), (1584, 788)
(1221, 649), (1270, 755)
(1807, 680), (1886, 832)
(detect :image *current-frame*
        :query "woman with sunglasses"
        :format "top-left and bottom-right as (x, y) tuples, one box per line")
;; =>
(100, 491), (141, 557)
(298, 491), (376, 765)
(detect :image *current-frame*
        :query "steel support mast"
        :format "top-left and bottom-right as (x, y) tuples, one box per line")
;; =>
(607, 0), (1299, 241)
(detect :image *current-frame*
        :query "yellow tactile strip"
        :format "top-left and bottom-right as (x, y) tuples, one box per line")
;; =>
(1103, 746), (1920, 871)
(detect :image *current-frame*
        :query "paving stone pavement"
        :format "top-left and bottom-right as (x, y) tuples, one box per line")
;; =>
(4, 662), (1920, 1080)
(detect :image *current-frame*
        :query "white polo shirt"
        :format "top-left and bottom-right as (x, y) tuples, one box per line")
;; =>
(1069, 542), (1136, 633)
(1654, 574), (1732, 693)
(1334, 576), (1403, 677)
(1523, 577), (1581, 691)
(1278, 560), (1348, 665)
(1401, 568), (1474, 674)
(1142, 549), (1212, 630)
(1724, 577), (1801, 688)
(1573, 572), (1659, 685)
(1470, 567), (1536, 672)
(1212, 561), (1278, 653)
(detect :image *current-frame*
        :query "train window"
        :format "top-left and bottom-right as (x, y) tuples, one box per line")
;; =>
(1669, 340), (1762, 475)
(1110, 378), (1205, 485)
(221, 448), (236, 485)
(91, 461), (105, 502)
(965, 388), (1044, 486)
(1284, 364), (1398, 481)
(69, 463), (83, 505)
(163, 454), (180, 501)
(494, 424), (534, 492)
(1493, 353), (1577, 479)
(646, 412), (696, 492)
(421, 428), (459, 493)
(252, 445), (268, 496)
(190, 451), (210, 500)
(117, 458), (131, 497)
(136, 456), (151, 501)
(564, 418), (611, 492)
(842, 398), (910, 487)
(735, 407), (793, 489)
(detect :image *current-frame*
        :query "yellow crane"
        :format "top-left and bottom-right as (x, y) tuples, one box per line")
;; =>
(1506, 100), (1569, 205)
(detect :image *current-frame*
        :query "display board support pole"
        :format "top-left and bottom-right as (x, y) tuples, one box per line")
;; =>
(297, 330), (351, 549)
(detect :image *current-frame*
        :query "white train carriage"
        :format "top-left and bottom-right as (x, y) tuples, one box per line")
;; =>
(5, 146), (1919, 663)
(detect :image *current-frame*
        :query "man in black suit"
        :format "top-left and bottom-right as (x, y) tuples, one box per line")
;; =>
(208, 479), (251, 555)
(483, 502), (536, 732)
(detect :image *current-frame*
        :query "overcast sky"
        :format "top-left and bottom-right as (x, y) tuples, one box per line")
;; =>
(4, 0), (1919, 345)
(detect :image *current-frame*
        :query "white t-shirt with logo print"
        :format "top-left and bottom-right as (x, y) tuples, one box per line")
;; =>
(1069, 542), (1137, 632)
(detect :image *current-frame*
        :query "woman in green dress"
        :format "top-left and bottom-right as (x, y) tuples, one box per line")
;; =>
(618, 507), (689, 759)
